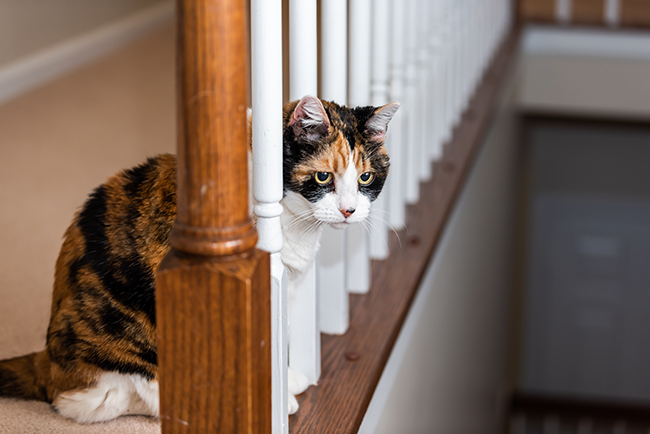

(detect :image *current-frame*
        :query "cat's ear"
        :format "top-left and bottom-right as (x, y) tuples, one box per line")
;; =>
(365, 102), (400, 142)
(289, 95), (331, 141)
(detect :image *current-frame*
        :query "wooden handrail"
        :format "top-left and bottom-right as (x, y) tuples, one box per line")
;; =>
(519, 0), (650, 27)
(289, 24), (521, 434)
(156, 0), (271, 433)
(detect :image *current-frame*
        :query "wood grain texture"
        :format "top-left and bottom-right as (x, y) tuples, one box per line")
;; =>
(289, 27), (521, 434)
(573, 0), (605, 24)
(519, 0), (555, 21)
(518, 0), (650, 27)
(157, 252), (271, 434)
(621, 0), (650, 27)
(156, 1), (271, 433)
(171, 0), (257, 257)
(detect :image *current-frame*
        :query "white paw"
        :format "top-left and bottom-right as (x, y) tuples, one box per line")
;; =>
(54, 384), (129, 423)
(288, 393), (299, 415)
(287, 368), (310, 396)
(53, 372), (158, 423)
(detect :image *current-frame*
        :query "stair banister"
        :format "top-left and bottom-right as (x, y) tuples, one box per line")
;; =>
(156, 0), (272, 433)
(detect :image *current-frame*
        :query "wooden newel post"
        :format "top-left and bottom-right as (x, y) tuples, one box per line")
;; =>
(156, 0), (272, 433)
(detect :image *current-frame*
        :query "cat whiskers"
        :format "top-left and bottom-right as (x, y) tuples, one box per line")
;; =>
(371, 208), (408, 233)
(359, 218), (392, 253)
(298, 219), (322, 238)
(367, 209), (404, 249)
(284, 208), (318, 231)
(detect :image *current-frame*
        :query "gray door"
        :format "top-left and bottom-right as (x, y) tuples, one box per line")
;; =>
(523, 195), (650, 401)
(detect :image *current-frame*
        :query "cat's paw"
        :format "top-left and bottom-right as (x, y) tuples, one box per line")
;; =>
(288, 393), (299, 415)
(287, 367), (310, 396)
(53, 373), (158, 423)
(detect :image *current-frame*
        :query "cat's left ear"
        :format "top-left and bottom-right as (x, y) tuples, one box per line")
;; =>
(289, 95), (331, 142)
(365, 102), (400, 143)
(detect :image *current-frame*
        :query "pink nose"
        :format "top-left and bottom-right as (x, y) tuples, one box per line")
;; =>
(340, 208), (355, 218)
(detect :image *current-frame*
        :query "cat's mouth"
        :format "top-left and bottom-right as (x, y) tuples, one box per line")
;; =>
(329, 222), (349, 230)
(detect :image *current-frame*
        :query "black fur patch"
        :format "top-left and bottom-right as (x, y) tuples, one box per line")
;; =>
(295, 177), (335, 203)
(49, 320), (82, 367)
(81, 353), (155, 380)
(0, 366), (20, 396)
(76, 186), (157, 326)
(137, 347), (157, 367)
(123, 158), (156, 198)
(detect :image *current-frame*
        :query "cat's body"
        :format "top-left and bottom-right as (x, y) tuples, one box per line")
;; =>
(0, 96), (398, 423)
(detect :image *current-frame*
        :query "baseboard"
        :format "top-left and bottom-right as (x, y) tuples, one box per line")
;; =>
(0, 1), (174, 105)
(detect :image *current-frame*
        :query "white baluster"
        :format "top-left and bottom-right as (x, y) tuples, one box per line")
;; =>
(605, 0), (620, 26)
(465, 0), (475, 99)
(251, 0), (287, 431)
(404, 0), (420, 205)
(387, 0), (407, 230)
(417, 0), (432, 182)
(478, 0), (488, 76)
(490, 0), (500, 59)
(320, 0), (347, 104)
(459, 0), (469, 115)
(556, 0), (572, 23)
(458, 0), (470, 114)
(468, 0), (481, 98)
(430, 0), (447, 163)
(347, 0), (373, 293)
(452, 3), (459, 123)
(442, 0), (455, 141)
(369, 0), (391, 259)
(480, 3), (491, 76)
(288, 0), (320, 385)
(319, 0), (349, 334)
(290, 0), (317, 100)
(439, 0), (453, 147)
(476, 1), (490, 76)
(451, 4), (463, 126)
(473, 0), (483, 95)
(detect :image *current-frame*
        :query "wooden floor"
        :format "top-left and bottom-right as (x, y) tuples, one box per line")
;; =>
(0, 24), (174, 433)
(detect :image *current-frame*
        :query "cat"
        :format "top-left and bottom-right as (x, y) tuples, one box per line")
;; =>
(0, 95), (398, 423)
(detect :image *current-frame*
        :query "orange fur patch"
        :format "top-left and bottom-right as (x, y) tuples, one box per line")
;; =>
(293, 132), (360, 183)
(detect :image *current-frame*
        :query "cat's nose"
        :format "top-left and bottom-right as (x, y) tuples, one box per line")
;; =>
(340, 208), (355, 218)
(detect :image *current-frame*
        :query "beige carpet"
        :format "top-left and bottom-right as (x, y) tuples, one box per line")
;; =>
(0, 399), (160, 434)
(0, 24), (175, 433)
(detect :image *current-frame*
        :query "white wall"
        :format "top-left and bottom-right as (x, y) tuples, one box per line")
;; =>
(518, 26), (650, 120)
(0, 0), (169, 67)
(360, 57), (521, 434)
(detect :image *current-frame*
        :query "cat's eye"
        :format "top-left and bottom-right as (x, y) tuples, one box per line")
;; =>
(358, 172), (374, 185)
(315, 172), (333, 185)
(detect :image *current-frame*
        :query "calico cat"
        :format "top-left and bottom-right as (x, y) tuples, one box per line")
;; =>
(0, 95), (398, 423)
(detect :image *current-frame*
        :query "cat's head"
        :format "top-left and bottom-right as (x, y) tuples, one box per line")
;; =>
(282, 95), (399, 229)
